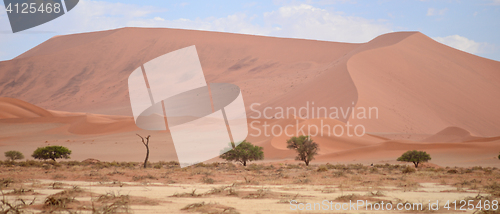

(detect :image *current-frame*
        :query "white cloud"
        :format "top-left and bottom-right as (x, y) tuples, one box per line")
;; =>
(263, 4), (391, 42)
(51, 2), (390, 43)
(27, 0), (166, 33)
(427, 8), (448, 16)
(153, 17), (165, 21)
(433, 35), (494, 54)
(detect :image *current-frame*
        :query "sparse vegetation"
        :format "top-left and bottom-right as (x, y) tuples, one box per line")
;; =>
(402, 165), (416, 174)
(181, 201), (239, 214)
(219, 140), (264, 166)
(4, 151), (24, 161)
(286, 135), (319, 166)
(32, 146), (71, 161)
(0, 158), (498, 213)
(397, 150), (431, 168)
(1, 189), (36, 214)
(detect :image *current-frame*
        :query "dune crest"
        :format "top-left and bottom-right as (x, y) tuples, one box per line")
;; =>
(0, 97), (52, 119)
(422, 126), (481, 143)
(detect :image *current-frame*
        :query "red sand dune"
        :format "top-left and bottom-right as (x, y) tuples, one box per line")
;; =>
(0, 96), (138, 135)
(1, 28), (499, 166)
(0, 97), (52, 119)
(422, 126), (480, 143)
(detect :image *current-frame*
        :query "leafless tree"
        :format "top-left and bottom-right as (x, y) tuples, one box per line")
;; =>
(137, 134), (151, 168)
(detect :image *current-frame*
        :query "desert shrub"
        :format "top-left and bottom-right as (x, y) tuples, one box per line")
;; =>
(181, 202), (239, 214)
(332, 171), (345, 177)
(44, 193), (75, 209)
(335, 194), (359, 202)
(286, 164), (302, 169)
(263, 165), (274, 170)
(484, 182), (500, 197)
(8, 188), (34, 195)
(286, 135), (319, 166)
(368, 191), (385, 196)
(317, 165), (328, 172)
(120, 162), (138, 168)
(166, 161), (180, 167)
(51, 182), (64, 189)
(17, 160), (42, 167)
(243, 176), (259, 185)
(484, 169), (493, 174)
(32, 146), (71, 161)
(4, 151), (24, 161)
(397, 150), (431, 168)
(294, 178), (311, 184)
(243, 188), (269, 199)
(0, 178), (14, 187)
(247, 163), (264, 171)
(172, 189), (201, 197)
(202, 177), (215, 184)
(348, 163), (365, 170)
(94, 192), (131, 213)
(402, 166), (416, 174)
(63, 161), (81, 167)
(52, 174), (66, 180)
(153, 162), (163, 169)
(329, 164), (348, 170)
(220, 140), (264, 166)
(0, 194), (36, 213)
(132, 174), (157, 181)
(447, 169), (459, 174)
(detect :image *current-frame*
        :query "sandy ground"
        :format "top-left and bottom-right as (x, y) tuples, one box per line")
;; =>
(1, 162), (499, 213)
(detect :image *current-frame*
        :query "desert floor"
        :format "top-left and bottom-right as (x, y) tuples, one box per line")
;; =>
(1, 161), (499, 214)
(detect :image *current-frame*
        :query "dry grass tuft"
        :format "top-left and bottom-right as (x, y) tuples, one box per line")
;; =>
(181, 201), (239, 214)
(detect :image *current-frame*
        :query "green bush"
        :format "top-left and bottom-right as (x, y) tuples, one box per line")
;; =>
(397, 150), (431, 168)
(32, 146), (71, 161)
(286, 135), (319, 166)
(219, 140), (264, 166)
(4, 150), (24, 161)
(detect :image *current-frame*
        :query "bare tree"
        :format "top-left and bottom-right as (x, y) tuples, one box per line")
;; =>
(137, 134), (151, 168)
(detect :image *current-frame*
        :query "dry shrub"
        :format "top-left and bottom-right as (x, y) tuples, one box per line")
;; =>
(402, 166), (416, 174)
(1, 192), (36, 214)
(6, 187), (34, 195)
(181, 201), (239, 214)
(132, 174), (157, 181)
(172, 189), (202, 198)
(243, 188), (270, 199)
(317, 165), (328, 172)
(0, 178), (14, 188)
(202, 176), (215, 184)
(335, 194), (360, 202)
(89, 191), (136, 213)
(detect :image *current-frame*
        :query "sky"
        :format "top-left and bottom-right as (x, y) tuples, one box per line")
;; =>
(0, 0), (499, 61)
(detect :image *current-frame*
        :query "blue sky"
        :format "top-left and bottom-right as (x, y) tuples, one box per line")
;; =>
(1, 0), (499, 61)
